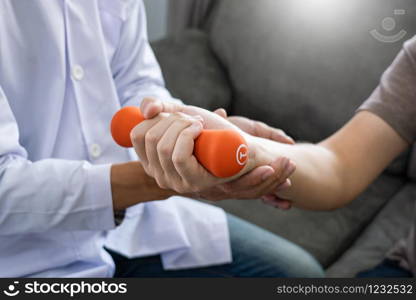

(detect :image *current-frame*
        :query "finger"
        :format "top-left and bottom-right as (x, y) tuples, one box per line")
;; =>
(141, 97), (184, 119)
(221, 156), (288, 197)
(253, 159), (294, 197)
(214, 108), (228, 119)
(276, 179), (292, 192)
(243, 157), (288, 192)
(270, 130), (295, 145)
(273, 161), (295, 190)
(278, 202), (293, 210)
(254, 122), (295, 145)
(144, 115), (181, 182)
(262, 195), (279, 205)
(267, 156), (290, 185)
(262, 195), (293, 210)
(130, 114), (167, 166)
(283, 161), (296, 180)
(171, 122), (209, 190)
(263, 198), (293, 210)
(244, 157), (291, 198)
(227, 116), (254, 134)
(213, 159), (290, 201)
(157, 117), (201, 186)
(221, 165), (276, 193)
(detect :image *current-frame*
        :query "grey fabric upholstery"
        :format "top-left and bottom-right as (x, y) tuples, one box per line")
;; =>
(327, 183), (416, 277)
(167, 0), (217, 35)
(153, 0), (416, 276)
(207, 0), (416, 142)
(208, 174), (405, 268)
(152, 30), (232, 111)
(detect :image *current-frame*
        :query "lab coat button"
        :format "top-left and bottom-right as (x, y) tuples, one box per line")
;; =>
(72, 65), (84, 81)
(90, 144), (102, 158)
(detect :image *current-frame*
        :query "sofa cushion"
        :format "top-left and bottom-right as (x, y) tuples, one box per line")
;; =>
(208, 173), (405, 268)
(152, 30), (232, 111)
(208, 0), (416, 142)
(326, 182), (416, 277)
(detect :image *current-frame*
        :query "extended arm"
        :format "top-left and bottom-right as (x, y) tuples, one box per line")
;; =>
(255, 111), (408, 210)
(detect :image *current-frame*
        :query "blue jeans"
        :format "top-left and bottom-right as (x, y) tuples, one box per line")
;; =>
(109, 214), (325, 278)
(357, 259), (413, 278)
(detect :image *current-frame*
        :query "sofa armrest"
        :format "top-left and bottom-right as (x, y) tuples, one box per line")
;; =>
(151, 30), (232, 111)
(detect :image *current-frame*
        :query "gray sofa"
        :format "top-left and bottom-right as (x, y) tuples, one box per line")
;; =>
(151, 0), (416, 277)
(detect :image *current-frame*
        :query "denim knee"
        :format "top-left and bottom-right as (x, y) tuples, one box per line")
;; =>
(226, 213), (325, 278)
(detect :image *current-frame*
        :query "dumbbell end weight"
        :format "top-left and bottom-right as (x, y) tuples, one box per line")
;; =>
(110, 106), (248, 178)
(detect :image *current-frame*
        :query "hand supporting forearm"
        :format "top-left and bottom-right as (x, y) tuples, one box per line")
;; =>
(131, 98), (296, 199)
(111, 162), (176, 211)
(251, 112), (409, 211)
(252, 138), (345, 210)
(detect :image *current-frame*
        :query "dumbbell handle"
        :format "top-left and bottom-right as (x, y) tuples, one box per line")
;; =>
(110, 106), (248, 178)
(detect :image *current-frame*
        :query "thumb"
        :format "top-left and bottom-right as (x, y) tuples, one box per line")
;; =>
(214, 108), (228, 119)
(141, 97), (184, 119)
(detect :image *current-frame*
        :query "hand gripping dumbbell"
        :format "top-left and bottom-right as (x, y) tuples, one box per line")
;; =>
(110, 106), (248, 178)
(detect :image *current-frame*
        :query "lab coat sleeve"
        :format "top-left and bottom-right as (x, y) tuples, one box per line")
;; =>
(111, 0), (183, 107)
(0, 87), (115, 235)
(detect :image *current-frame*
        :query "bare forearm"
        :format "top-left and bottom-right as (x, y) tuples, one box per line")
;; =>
(254, 139), (345, 210)
(252, 112), (409, 211)
(111, 162), (176, 211)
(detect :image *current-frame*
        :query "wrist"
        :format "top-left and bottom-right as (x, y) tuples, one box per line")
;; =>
(111, 162), (177, 211)
(245, 135), (275, 169)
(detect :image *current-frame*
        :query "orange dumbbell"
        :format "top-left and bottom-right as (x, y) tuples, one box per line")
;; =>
(110, 106), (248, 178)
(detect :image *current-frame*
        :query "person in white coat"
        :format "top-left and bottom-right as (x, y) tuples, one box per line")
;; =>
(0, 0), (324, 277)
